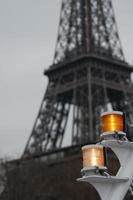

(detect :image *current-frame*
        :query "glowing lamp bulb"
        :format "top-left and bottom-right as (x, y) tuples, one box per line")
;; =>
(82, 145), (105, 169)
(101, 111), (124, 133)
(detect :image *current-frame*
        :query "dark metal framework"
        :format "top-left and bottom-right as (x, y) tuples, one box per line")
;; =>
(23, 0), (133, 157)
(54, 0), (125, 64)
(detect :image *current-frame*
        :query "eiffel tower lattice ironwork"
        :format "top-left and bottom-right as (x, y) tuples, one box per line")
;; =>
(23, 0), (133, 157)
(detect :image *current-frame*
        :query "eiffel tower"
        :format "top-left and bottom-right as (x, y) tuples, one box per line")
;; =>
(23, 0), (133, 157)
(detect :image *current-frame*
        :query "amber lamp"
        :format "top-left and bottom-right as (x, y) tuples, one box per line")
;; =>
(82, 145), (105, 169)
(101, 111), (124, 133)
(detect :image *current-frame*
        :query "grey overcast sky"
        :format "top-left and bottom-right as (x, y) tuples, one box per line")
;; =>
(0, 0), (133, 159)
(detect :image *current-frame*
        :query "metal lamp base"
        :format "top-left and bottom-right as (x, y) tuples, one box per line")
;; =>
(81, 166), (107, 177)
(100, 131), (127, 141)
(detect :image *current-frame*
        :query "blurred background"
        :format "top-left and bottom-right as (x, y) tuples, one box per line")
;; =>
(0, 0), (132, 159)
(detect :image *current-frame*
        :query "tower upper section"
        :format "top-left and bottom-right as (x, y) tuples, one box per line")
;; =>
(53, 0), (125, 64)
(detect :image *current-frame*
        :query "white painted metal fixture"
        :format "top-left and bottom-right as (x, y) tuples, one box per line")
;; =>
(77, 111), (133, 200)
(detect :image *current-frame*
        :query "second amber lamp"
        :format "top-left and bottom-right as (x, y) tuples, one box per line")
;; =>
(82, 145), (105, 169)
(81, 145), (107, 176)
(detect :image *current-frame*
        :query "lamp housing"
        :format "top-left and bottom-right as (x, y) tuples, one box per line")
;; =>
(100, 111), (126, 140)
(81, 145), (107, 176)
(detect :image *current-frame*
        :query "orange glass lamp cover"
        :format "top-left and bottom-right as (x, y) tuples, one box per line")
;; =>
(101, 111), (124, 133)
(82, 145), (105, 169)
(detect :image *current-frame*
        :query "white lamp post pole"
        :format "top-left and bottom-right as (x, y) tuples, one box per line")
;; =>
(77, 111), (133, 200)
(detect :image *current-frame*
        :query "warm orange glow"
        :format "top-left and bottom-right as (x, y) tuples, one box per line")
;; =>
(82, 145), (105, 168)
(101, 111), (124, 133)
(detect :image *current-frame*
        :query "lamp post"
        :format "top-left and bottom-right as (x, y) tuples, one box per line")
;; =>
(77, 111), (133, 200)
